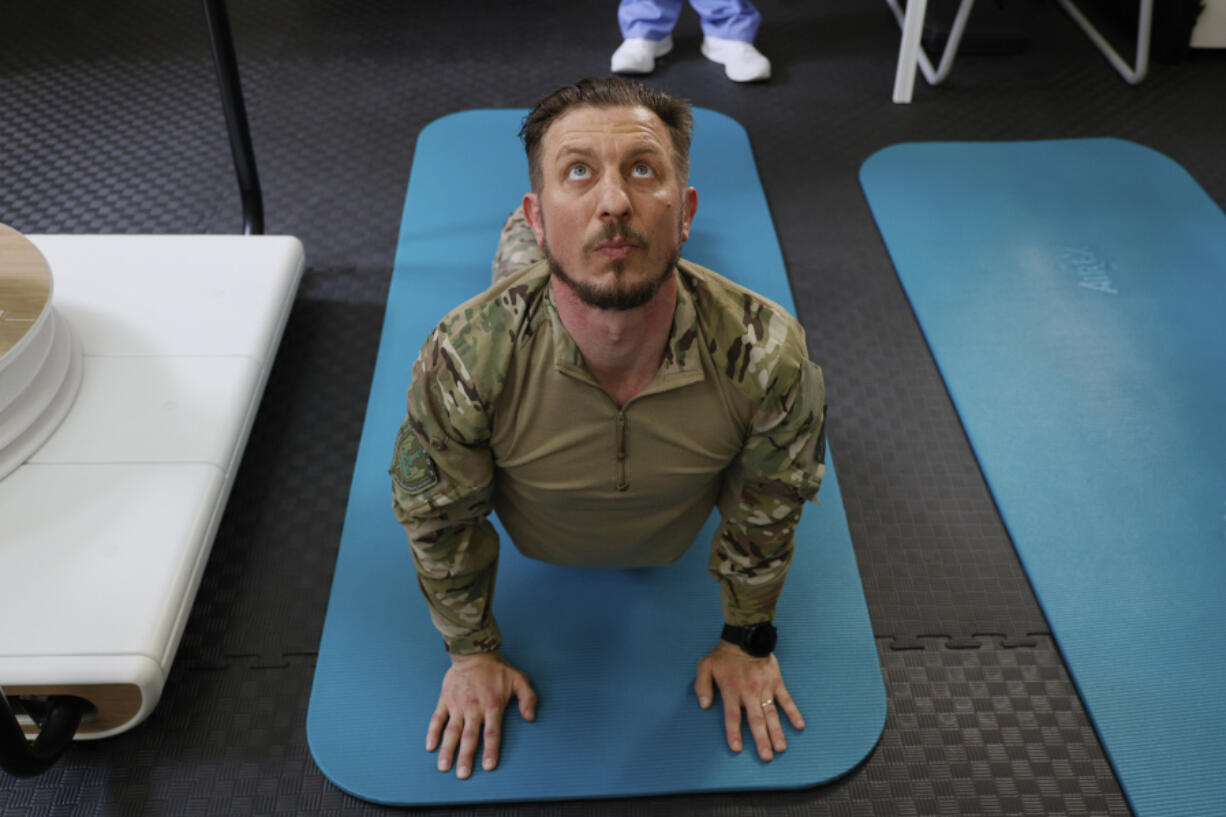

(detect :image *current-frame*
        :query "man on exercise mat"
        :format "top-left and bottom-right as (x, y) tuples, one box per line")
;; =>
(391, 77), (826, 779)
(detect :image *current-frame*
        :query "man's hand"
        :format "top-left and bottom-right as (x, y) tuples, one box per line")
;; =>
(693, 641), (805, 761)
(426, 651), (537, 779)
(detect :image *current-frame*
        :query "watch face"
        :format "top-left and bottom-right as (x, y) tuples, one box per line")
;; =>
(748, 623), (777, 656)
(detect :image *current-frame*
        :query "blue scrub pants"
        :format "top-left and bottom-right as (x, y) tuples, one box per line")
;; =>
(618, 0), (762, 43)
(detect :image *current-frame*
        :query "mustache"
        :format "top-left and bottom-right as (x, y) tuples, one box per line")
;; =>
(583, 222), (649, 253)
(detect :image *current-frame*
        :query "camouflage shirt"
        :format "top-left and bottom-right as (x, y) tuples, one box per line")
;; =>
(391, 258), (826, 654)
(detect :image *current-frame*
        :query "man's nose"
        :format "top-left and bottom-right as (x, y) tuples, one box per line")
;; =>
(597, 174), (632, 220)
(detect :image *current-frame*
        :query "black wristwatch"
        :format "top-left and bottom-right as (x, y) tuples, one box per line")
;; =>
(721, 621), (777, 658)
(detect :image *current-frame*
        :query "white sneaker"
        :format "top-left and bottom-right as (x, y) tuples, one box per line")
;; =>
(701, 35), (771, 82)
(611, 36), (673, 74)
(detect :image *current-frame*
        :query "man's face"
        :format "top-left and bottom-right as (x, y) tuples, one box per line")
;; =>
(523, 104), (698, 311)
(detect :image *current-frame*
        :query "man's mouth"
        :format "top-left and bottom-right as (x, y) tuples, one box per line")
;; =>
(592, 239), (639, 260)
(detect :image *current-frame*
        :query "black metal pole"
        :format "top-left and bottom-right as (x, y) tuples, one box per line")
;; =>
(202, 0), (265, 235)
(0, 691), (90, 778)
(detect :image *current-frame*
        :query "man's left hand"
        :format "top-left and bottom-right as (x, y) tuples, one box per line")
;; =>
(693, 641), (805, 761)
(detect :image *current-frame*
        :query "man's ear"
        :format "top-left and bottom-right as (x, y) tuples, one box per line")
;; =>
(680, 186), (698, 243)
(522, 192), (546, 246)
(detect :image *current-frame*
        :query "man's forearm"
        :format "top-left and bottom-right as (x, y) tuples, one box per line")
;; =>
(405, 518), (502, 653)
(708, 507), (800, 626)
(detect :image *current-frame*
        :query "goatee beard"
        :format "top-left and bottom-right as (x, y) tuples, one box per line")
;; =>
(537, 215), (684, 310)
(549, 219), (681, 311)
(547, 252), (676, 311)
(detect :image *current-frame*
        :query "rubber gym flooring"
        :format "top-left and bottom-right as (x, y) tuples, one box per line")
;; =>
(1, 1), (1223, 814)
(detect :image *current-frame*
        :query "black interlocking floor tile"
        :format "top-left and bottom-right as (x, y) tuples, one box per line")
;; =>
(0, 2), (234, 235)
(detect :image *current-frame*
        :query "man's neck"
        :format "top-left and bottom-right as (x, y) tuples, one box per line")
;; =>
(551, 271), (678, 407)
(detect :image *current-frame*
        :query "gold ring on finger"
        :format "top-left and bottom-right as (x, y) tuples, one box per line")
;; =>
(760, 698), (774, 708)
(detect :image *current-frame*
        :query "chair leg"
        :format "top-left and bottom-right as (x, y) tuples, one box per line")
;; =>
(1057, 0), (1153, 84)
(201, 0), (265, 235)
(888, 0), (977, 103)
(930, 0), (977, 83)
(891, 0), (928, 103)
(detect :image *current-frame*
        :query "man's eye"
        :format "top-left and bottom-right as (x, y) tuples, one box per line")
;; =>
(631, 163), (654, 178)
(568, 165), (590, 179)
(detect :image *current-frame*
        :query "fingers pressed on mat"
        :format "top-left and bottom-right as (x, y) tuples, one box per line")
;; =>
(762, 702), (786, 753)
(437, 713), (462, 772)
(456, 717), (483, 778)
(481, 707), (502, 771)
(777, 686), (805, 731)
(746, 703), (773, 761)
(721, 698), (743, 753)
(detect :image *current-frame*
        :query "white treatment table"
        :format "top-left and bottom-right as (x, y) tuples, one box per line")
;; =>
(0, 233), (303, 740)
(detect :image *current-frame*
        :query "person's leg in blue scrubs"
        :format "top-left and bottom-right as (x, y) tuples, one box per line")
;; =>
(611, 0), (771, 82)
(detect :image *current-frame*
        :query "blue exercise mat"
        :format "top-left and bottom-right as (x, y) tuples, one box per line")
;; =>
(860, 139), (1226, 817)
(306, 109), (885, 805)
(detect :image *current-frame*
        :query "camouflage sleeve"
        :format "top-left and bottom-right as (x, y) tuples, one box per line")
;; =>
(391, 321), (502, 655)
(710, 343), (827, 627)
(490, 204), (545, 285)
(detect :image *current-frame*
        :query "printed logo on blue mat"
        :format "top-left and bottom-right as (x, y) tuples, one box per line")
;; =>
(1060, 246), (1118, 295)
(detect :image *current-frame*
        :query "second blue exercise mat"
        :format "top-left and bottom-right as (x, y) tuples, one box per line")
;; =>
(861, 139), (1226, 817)
(307, 109), (885, 805)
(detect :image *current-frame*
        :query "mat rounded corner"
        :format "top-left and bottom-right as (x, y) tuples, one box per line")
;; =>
(693, 107), (748, 138)
(304, 710), (356, 801)
(1091, 135), (1164, 156)
(410, 110), (528, 174)
(305, 698), (401, 808)
(418, 108), (520, 138)
(1089, 137), (1198, 181)
(859, 142), (919, 183)
(824, 647), (889, 790)
(849, 683), (889, 776)
(766, 684), (888, 795)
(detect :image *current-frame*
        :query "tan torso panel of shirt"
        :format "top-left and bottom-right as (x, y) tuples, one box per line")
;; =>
(489, 285), (754, 568)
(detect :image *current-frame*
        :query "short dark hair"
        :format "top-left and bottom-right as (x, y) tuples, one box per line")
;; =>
(519, 77), (694, 193)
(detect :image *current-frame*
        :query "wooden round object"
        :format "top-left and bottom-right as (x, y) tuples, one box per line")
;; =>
(0, 222), (52, 361)
(0, 223), (82, 480)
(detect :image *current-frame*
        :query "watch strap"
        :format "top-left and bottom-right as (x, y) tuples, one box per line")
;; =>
(720, 621), (777, 658)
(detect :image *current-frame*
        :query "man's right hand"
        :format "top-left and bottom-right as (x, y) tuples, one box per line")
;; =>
(426, 651), (537, 779)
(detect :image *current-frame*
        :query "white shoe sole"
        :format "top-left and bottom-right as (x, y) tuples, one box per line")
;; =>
(611, 36), (673, 74)
(701, 38), (770, 82)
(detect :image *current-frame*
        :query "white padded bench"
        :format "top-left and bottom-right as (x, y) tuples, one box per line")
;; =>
(0, 234), (303, 740)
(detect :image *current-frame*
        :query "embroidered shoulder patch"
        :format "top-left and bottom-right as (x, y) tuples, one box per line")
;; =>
(390, 426), (439, 495)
